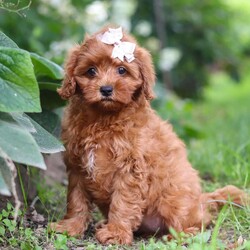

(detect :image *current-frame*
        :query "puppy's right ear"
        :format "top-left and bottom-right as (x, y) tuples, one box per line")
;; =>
(57, 45), (81, 99)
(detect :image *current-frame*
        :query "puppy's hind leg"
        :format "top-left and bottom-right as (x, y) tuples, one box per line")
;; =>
(157, 194), (207, 238)
(161, 185), (248, 239)
(50, 170), (92, 237)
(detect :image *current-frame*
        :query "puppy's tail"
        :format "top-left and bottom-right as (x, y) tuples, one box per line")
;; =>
(200, 185), (249, 213)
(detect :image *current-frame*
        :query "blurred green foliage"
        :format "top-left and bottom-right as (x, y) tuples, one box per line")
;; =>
(1, 0), (250, 98)
(0, 0), (89, 64)
(132, 0), (249, 98)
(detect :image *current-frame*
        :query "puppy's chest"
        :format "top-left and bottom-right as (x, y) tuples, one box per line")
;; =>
(83, 141), (112, 175)
(79, 126), (130, 174)
(81, 133), (118, 179)
(81, 140), (117, 199)
(69, 122), (138, 191)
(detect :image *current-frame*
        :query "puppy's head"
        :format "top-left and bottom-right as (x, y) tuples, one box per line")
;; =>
(58, 27), (155, 112)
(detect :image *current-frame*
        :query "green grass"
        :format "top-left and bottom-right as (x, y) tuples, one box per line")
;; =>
(189, 72), (250, 187)
(1, 72), (250, 249)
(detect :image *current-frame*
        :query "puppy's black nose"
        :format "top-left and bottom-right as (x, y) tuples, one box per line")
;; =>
(100, 85), (113, 97)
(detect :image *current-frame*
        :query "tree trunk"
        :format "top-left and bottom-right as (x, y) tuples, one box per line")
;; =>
(153, 0), (172, 90)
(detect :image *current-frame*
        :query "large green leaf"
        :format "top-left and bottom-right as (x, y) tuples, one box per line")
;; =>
(28, 110), (61, 137)
(0, 32), (18, 48)
(0, 154), (12, 196)
(0, 113), (46, 169)
(0, 172), (11, 196)
(30, 52), (64, 80)
(11, 113), (65, 154)
(0, 147), (15, 197)
(40, 89), (66, 109)
(0, 47), (41, 112)
(27, 114), (65, 153)
(39, 81), (61, 91)
(38, 82), (66, 109)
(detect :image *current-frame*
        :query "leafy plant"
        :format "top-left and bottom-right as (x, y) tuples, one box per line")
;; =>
(0, 31), (65, 199)
(53, 234), (69, 250)
(0, 202), (43, 250)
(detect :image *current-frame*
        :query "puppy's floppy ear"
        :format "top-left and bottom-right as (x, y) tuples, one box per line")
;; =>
(57, 45), (81, 99)
(136, 47), (156, 100)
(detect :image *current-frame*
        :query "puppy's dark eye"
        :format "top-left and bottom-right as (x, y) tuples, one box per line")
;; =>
(86, 67), (97, 77)
(117, 66), (127, 75)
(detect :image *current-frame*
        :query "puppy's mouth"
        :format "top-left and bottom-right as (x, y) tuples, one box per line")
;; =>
(96, 96), (125, 112)
(101, 97), (114, 102)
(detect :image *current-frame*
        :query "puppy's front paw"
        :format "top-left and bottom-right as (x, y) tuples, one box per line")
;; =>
(95, 223), (133, 245)
(49, 217), (86, 237)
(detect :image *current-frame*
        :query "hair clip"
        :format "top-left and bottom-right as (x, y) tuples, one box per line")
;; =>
(98, 27), (136, 63)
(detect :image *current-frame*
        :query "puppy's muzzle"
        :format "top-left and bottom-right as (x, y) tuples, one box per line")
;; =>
(100, 85), (113, 97)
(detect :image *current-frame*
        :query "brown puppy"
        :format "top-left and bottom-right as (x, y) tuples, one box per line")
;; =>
(51, 27), (246, 244)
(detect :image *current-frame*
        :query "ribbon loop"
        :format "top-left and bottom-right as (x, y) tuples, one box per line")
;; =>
(98, 27), (136, 63)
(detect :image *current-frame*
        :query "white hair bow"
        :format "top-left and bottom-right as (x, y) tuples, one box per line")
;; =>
(98, 27), (136, 63)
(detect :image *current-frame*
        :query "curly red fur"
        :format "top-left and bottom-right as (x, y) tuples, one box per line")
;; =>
(51, 27), (248, 245)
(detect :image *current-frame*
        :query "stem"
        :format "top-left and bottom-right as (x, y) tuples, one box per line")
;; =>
(17, 165), (28, 209)
(0, 148), (21, 220)
(0, 0), (32, 16)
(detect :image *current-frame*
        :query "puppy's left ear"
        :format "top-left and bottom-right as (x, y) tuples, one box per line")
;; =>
(136, 47), (156, 100)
